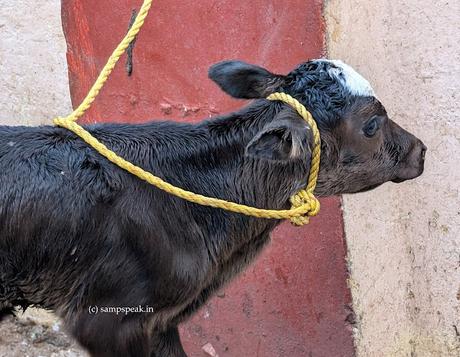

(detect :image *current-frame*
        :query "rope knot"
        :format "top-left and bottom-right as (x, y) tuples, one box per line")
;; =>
(289, 189), (320, 226)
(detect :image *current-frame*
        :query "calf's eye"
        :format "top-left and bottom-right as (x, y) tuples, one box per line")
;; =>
(363, 117), (381, 138)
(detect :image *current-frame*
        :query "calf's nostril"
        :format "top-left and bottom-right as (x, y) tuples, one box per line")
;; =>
(420, 144), (427, 160)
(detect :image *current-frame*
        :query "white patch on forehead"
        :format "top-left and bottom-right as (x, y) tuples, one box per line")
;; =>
(324, 59), (375, 97)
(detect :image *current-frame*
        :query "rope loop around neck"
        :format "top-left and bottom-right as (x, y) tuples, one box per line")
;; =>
(52, 0), (321, 225)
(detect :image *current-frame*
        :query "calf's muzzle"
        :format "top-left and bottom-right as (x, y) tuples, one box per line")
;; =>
(392, 123), (427, 183)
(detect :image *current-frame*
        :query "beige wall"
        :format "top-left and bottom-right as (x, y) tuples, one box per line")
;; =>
(0, 0), (72, 125)
(325, 1), (460, 356)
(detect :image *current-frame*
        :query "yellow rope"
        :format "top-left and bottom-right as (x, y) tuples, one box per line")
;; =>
(53, 0), (321, 225)
(62, 0), (153, 123)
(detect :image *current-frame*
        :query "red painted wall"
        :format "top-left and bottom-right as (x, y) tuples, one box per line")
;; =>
(61, 1), (354, 356)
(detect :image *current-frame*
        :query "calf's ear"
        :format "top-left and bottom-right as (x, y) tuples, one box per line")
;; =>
(245, 110), (312, 161)
(208, 60), (286, 99)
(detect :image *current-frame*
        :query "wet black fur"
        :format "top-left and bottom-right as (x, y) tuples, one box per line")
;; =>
(0, 100), (312, 356)
(0, 59), (424, 356)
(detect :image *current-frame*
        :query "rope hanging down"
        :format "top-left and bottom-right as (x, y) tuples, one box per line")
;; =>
(53, 0), (321, 226)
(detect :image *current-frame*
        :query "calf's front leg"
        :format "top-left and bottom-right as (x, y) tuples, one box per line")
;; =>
(68, 309), (150, 357)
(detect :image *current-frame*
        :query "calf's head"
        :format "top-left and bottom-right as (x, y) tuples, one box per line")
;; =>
(209, 60), (426, 196)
